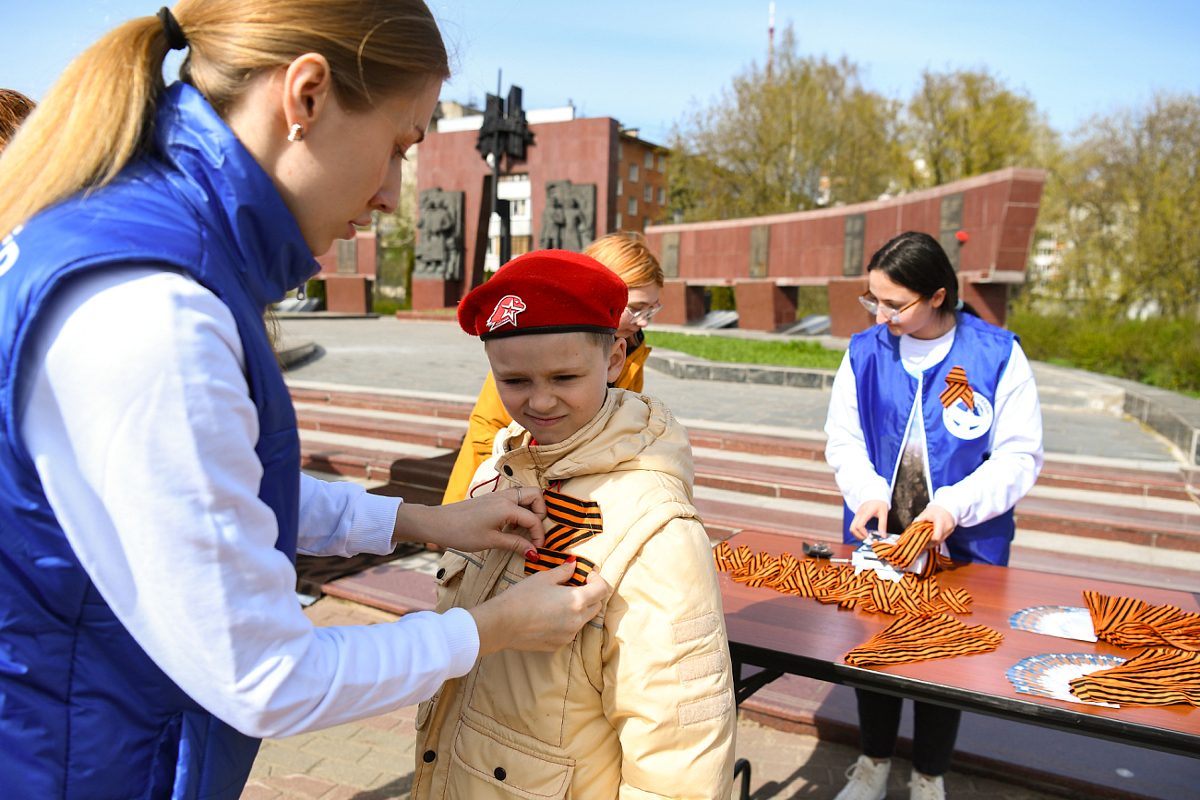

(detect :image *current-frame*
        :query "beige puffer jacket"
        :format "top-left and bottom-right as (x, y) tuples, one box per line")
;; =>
(412, 389), (735, 800)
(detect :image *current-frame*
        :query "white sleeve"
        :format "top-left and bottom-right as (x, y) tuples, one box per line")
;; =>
(823, 350), (892, 513)
(931, 341), (1045, 527)
(298, 472), (401, 557)
(18, 268), (478, 738)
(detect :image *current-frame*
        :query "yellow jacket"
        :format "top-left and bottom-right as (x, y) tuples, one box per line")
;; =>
(441, 335), (651, 505)
(412, 390), (735, 800)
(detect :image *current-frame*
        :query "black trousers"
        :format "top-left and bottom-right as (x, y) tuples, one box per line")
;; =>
(855, 688), (962, 777)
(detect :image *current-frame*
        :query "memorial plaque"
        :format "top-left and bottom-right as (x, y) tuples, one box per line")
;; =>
(749, 225), (770, 278)
(336, 239), (358, 275)
(939, 192), (964, 271)
(843, 213), (866, 277)
(414, 188), (465, 280)
(538, 180), (595, 252)
(661, 232), (680, 279)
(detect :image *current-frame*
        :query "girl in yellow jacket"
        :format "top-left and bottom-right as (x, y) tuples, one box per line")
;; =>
(441, 232), (664, 505)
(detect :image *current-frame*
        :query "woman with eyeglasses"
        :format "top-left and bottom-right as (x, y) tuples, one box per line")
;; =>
(824, 231), (1044, 800)
(441, 232), (664, 505)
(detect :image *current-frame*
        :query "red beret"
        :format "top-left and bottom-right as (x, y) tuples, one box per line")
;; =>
(459, 250), (628, 340)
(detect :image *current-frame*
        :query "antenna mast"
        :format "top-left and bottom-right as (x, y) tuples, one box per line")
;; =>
(767, 2), (775, 84)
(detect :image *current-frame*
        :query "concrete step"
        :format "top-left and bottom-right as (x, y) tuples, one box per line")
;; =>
(295, 403), (464, 449)
(289, 381), (473, 421)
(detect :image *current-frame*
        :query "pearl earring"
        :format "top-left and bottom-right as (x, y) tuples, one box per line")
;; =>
(287, 124), (305, 143)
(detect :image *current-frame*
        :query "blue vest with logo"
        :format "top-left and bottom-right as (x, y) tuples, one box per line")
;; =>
(0, 83), (317, 799)
(844, 312), (1018, 565)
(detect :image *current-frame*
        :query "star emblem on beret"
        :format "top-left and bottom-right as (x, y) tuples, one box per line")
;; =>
(486, 294), (527, 331)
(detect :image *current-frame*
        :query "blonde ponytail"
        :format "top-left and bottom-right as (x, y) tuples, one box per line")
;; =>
(0, 15), (170, 238)
(0, 0), (449, 240)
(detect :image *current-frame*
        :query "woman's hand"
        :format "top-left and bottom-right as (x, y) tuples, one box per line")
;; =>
(392, 487), (547, 555)
(849, 500), (889, 541)
(469, 561), (608, 657)
(915, 503), (956, 545)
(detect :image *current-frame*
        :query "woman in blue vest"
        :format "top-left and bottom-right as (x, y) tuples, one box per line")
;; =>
(824, 231), (1044, 800)
(0, 3), (607, 798)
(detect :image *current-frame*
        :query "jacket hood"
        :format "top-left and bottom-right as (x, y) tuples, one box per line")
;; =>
(153, 82), (319, 307)
(498, 389), (694, 489)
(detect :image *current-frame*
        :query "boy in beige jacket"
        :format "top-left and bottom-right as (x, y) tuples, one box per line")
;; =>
(412, 250), (735, 799)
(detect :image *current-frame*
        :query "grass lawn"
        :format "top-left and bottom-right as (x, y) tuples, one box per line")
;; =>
(645, 330), (844, 370)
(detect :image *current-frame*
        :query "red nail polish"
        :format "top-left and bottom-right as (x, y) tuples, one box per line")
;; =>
(566, 555), (577, 564)
(526, 548), (539, 562)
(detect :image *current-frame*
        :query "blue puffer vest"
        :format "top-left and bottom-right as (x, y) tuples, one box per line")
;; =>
(844, 312), (1018, 565)
(0, 83), (318, 799)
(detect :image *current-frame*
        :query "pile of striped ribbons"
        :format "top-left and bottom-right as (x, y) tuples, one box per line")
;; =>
(714, 520), (1003, 668)
(1067, 591), (1200, 707)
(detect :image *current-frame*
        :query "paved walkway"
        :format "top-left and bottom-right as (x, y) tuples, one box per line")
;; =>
(241, 597), (1064, 800)
(278, 316), (1183, 464)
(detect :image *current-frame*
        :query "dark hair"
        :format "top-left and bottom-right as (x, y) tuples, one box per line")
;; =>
(0, 89), (35, 152)
(865, 231), (978, 318)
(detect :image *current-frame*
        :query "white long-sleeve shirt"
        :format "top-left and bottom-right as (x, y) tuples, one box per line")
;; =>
(824, 324), (1044, 529)
(17, 267), (477, 739)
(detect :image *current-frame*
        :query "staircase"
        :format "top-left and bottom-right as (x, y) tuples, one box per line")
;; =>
(290, 379), (1200, 594)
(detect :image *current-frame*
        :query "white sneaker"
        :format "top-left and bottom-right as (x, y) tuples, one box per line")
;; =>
(834, 755), (890, 800)
(909, 771), (945, 800)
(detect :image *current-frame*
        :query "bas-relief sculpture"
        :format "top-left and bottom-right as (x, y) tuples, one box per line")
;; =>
(414, 188), (464, 280)
(538, 180), (595, 252)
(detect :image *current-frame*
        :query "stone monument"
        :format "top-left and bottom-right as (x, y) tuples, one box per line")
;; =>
(538, 180), (595, 252)
(414, 188), (464, 281)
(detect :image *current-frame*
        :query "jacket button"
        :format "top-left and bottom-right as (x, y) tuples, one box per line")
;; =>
(423, 750), (436, 763)
(436, 568), (445, 579)
(503, 465), (513, 476)
(494, 767), (507, 781)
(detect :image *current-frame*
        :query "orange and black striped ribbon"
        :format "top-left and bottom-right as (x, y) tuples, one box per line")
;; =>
(1083, 590), (1200, 652)
(869, 519), (955, 577)
(871, 519), (932, 569)
(713, 541), (972, 618)
(1069, 647), (1200, 708)
(715, 542), (990, 666)
(843, 613), (1002, 668)
(524, 489), (602, 587)
(525, 548), (596, 587)
(939, 365), (975, 410)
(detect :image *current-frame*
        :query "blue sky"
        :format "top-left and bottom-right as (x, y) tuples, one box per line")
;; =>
(4, 1), (1198, 144)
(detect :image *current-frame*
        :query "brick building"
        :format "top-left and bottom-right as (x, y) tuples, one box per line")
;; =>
(412, 107), (668, 309)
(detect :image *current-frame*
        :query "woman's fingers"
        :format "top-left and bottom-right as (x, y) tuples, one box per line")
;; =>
(850, 500), (888, 540)
(505, 500), (546, 546)
(917, 503), (956, 545)
(511, 485), (547, 518)
(874, 506), (889, 539)
(472, 561), (609, 656)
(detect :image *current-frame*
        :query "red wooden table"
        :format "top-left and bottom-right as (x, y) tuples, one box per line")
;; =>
(721, 530), (1200, 759)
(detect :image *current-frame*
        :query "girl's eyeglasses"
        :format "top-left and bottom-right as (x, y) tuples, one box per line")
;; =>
(858, 292), (925, 324)
(627, 303), (663, 324)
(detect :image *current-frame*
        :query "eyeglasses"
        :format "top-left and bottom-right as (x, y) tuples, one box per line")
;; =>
(858, 291), (925, 324)
(626, 303), (663, 324)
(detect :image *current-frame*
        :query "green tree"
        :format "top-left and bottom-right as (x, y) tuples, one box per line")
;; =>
(667, 26), (905, 222)
(906, 68), (1050, 188)
(1044, 92), (1200, 318)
